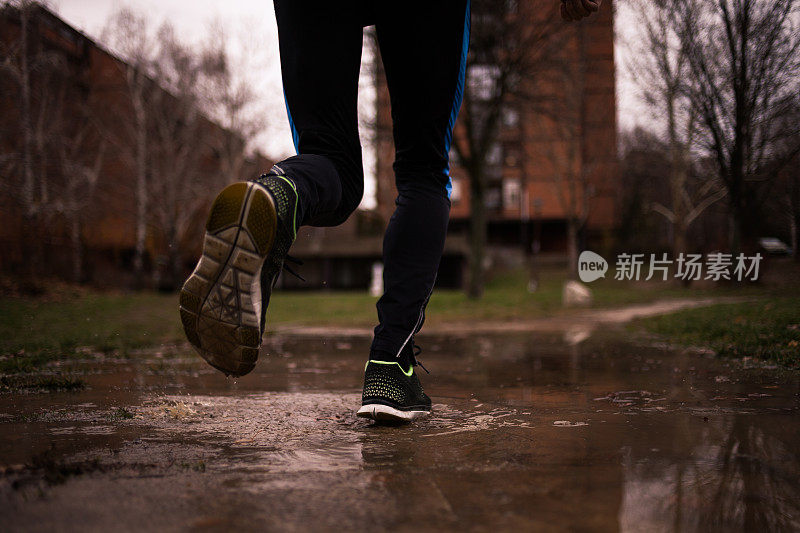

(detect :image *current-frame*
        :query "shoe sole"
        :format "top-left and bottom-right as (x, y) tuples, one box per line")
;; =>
(179, 182), (277, 377)
(357, 404), (430, 422)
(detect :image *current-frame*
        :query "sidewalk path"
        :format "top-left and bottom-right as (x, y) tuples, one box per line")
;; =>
(272, 297), (748, 338)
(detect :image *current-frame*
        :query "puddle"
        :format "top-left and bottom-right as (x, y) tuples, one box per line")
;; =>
(0, 333), (798, 531)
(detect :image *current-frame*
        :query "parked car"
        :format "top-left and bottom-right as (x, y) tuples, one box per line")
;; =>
(758, 237), (791, 256)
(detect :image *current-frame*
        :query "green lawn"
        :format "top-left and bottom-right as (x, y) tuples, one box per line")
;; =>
(274, 269), (776, 326)
(633, 297), (800, 367)
(0, 292), (185, 373)
(0, 268), (792, 374)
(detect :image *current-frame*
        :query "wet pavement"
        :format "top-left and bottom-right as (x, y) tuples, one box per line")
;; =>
(1, 332), (798, 532)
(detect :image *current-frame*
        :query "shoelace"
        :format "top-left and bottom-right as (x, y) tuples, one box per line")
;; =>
(253, 173), (305, 284)
(282, 255), (305, 282)
(411, 343), (429, 374)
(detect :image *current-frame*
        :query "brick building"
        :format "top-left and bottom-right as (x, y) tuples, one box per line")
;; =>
(0, 4), (269, 287)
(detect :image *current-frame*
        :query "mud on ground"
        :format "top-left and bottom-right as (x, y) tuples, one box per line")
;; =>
(1, 332), (799, 531)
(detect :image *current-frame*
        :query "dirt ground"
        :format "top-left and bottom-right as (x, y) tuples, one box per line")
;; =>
(1, 330), (798, 532)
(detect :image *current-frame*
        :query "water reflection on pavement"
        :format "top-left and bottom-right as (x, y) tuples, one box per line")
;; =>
(1, 333), (798, 531)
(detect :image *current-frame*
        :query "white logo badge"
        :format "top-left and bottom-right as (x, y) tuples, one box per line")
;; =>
(578, 251), (608, 283)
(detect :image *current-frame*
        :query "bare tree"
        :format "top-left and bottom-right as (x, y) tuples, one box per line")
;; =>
(628, 0), (727, 258)
(789, 164), (800, 260)
(1, 0), (40, 218)
(54, 115), (104, 282)
(532, 23), (603, 279)
(146, 24), (212, 289)
(198, 24), (267, 187)
(102, 11), (271, 289)
(766, 96), (800, 259)
(672, 0), (800, 252)
(2, 3), (267, 285)
(452, 0), (567, 298)
(102, 8), (157, 286)
(782, 102), (800, 259)
(617, 127), (672, 251)
(0, 0), (73, 274)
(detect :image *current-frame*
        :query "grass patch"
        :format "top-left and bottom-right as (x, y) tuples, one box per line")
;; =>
(0, 351), (63, 374)
(267, 268), (768, 326)
(0, 292), (185, 373)
(1, 269), (791, 372)
(634, 297), (800, 367)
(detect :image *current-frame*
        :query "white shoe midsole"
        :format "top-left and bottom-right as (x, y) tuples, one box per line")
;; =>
(357, 404), (430, 421)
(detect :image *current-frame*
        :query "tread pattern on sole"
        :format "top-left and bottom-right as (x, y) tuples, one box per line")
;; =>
(179, 182), (277, 377)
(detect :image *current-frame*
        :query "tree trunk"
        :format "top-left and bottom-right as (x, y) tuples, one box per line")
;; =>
(167, 249), (181, 292)
(20, 3), (34, 214)
(673, 223), (688, 258)
(792, 175), (800, 262)
(668, 103), (689, 259)
(71, 216), (83, 283)
(18, 4), (42, 278)
(672, 157), (688, 260)
(729, 198), (746, 256)
(727, 170), (744, 256)
(674, 218), (692, 286)
(566, 217), (579, 280)
(468, 165), (487, 299)
(132, 91), (148, 288)
(169, 231), (181, 292)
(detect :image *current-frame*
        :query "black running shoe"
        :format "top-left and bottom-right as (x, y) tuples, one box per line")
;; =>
(357, 354), (432, 422)
(179, 173), (299, 377)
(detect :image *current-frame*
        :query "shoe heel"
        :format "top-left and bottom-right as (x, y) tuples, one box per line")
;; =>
(206, 182), (249, 234)
(179, 182), (277, 378)
(242, 185), (277, 256)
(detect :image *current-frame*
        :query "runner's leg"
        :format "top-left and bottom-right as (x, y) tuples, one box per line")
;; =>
(371, 0), (471, 362)
(272, 0), (365, 227)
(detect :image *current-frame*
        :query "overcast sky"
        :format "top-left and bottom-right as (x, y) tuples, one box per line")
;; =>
(50, 0), (293, 155)
(48, 0), (647, 208)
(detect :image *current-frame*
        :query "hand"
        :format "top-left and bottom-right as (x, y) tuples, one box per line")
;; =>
(560, 0), (601, 21)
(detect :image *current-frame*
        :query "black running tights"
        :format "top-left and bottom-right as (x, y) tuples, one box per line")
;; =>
(272, 0), (470, 358)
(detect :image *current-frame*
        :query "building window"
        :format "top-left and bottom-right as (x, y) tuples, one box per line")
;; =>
(502, 107), (519, 128)
(487, 142), (503, 164)
(486, 142), (503, 179)
(468, 64), (501, 101)
(503, 178), (521, 210)
(485, 187), (502, 210)
(450, 177), (463, 203)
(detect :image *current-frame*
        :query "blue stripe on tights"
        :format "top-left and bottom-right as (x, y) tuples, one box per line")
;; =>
(284, 92), (299, 154)
(444, 0), (471, 199)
